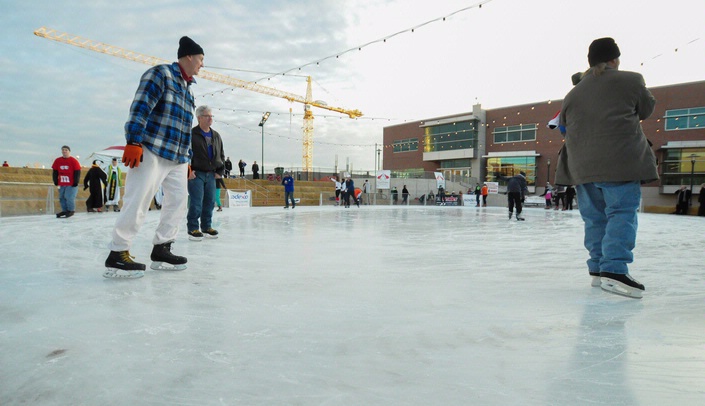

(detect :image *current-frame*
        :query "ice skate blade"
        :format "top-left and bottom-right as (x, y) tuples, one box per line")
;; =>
(150, 262), (187, 271)
(103, 268), (145, 279)
(188, 236), (203, 242)
(601, 278), (643, 299)
(204, 234), (218, 239)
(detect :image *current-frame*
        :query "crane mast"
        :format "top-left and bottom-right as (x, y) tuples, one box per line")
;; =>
(33, 26), (362, 172)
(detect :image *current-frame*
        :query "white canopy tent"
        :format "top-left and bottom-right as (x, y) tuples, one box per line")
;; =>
(85, 146), (125, 171)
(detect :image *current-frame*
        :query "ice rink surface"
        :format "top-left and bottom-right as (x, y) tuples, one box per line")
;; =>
(1, 205), (704, 405)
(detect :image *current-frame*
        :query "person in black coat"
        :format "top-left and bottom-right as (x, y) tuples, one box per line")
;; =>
(496, 171), (528, 220)
(698, 184), (705, 216)
(674, 186), (692, 215)
(224, 157), (233, 178)
(564, 185), (576, 210)
(84, 160), (107, 212)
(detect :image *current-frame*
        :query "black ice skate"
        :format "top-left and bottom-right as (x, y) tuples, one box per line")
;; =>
(150, 242), (187, 271)
(508, 211), (513, 219)
(516, 214), (525, 221)
(188, 229), (204, 241)
(104, 250), (146, 279)
(600, 272), (644, 299)
(203, 228), (219, 239)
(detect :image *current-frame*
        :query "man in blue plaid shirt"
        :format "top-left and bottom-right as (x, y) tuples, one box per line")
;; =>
(104, 36), (204, 279)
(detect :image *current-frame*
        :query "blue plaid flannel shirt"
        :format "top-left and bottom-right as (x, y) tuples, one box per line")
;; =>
(124, 62), (195, 163)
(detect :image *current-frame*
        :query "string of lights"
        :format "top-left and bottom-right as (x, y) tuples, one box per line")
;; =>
(195, 0), (493, 99)
(253, 0), (494, 82)
(639, 37), (700, 66)
(214, 119), (377, 147)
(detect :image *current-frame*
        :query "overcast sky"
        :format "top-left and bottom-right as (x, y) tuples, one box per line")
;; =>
(2, 0), (704, 171)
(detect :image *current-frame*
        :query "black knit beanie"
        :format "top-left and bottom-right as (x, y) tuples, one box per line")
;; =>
(177, 36), (204, 59)
(588, 37), (620, 67)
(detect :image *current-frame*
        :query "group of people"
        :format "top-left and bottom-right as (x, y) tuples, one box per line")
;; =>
(539, 183), (576, 210)
(332, 176), (362, 208)
(224, 158), (259, 179)
(49, 35), (696, 302)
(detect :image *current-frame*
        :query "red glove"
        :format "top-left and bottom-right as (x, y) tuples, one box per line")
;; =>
(122, 142), (143, 168)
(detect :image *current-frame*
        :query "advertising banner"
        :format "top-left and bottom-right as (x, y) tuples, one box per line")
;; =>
(486, 182), (499, 194)
(376, 170), (391, 190)
(434, 172), (446, 189)
(227, 190), (252, 207)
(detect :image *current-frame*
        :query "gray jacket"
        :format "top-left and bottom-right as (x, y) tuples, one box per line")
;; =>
(555, 67), (658, 185)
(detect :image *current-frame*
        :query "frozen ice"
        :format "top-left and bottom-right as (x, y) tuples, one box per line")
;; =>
(1, 206), (704, 405)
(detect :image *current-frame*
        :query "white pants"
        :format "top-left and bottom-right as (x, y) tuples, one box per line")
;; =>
(109, 149), (188, 252)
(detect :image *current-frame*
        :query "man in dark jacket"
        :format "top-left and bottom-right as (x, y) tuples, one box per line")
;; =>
(187, 105), (225, 240)
(224, 157), (232, 178)
(498, 171), (528, 221)
(674, 186), (692, 215)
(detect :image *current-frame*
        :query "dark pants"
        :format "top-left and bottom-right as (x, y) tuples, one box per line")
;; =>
(508, 192), (523, 214)
(285, 191), (295, 207)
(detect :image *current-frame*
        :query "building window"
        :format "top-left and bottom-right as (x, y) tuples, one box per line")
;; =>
(660, 148), (705, 186)
(485, 156), (536, 186)
(423, 121), (478, 152)
(665, 107), (705, 131)
(493, 124), (537, 143)
(393, 138), (419, 153)
(440, 159), (471, 169)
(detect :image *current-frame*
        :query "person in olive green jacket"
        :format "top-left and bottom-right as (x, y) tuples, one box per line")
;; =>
(556, 37), (657, 299)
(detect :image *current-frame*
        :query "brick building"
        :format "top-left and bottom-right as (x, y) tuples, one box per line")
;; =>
(382, 80), (705, 209)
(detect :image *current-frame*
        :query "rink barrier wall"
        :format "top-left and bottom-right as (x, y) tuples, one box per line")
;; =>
(0, 167), (694, 216)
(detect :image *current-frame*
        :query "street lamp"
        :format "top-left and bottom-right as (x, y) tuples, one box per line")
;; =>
(377, 146), (381, 171)
(547, 158), (551, 185)
(689, 153), (698, 203)
(259, 112), (270, 177)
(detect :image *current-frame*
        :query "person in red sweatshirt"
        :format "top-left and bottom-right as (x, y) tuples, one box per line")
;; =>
(51, 145), (81, 218)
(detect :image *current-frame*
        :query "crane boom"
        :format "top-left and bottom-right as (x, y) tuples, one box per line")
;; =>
(34, 27), (362, 119)
(34, 26), (363, 173)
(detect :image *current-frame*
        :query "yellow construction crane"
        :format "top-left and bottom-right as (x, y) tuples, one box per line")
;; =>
(33, 26), (363, 173)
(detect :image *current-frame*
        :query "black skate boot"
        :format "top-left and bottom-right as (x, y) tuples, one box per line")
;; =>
(150, 242), (187, 271)
(508, 211), (513, 220)
(600, 272), (644, 299)
(516, 213), (525, 221)
(188, 229), (204, 241)
(202, 228), (219, 239)
(104, 250), (146, 279)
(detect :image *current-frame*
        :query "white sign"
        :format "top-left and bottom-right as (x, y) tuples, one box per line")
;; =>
(486, 182), (499, 194)
(227, 190), (251, 207)
(376, 170), (391, 190)
(434, 172), (446, 189)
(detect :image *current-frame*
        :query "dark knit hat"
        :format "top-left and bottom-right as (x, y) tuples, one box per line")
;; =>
(61, 145), (70, 151)
(588, 37), (620, 67)
(177, 36), (204, 59)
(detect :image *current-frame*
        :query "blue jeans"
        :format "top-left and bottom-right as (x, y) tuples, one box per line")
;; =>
(576, 182), (640, 275)
(59, 186), (78, 212)
(187, 171), (216, 232)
